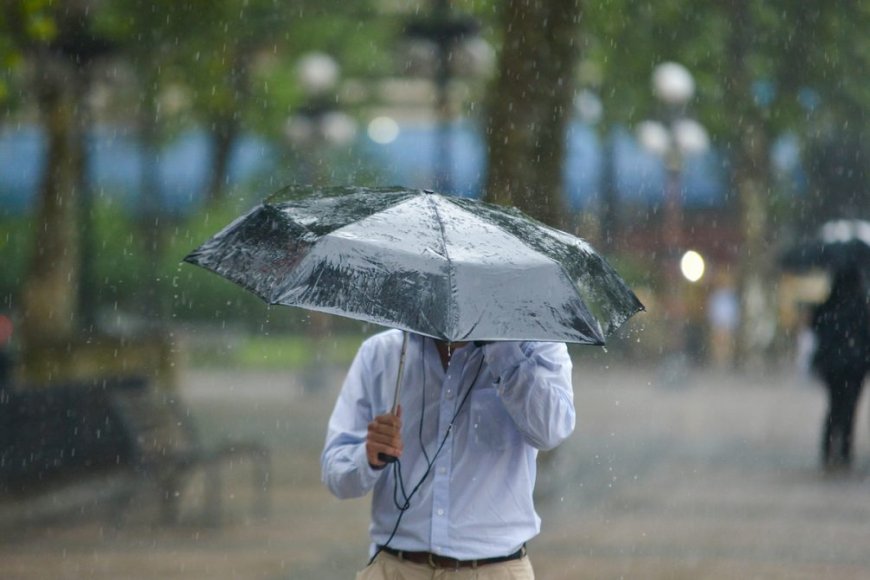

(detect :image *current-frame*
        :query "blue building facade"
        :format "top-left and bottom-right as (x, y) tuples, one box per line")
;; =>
(1, 119), (729, 216)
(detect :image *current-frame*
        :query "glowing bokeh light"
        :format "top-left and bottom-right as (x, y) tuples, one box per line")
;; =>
(680, 250), (705, 282)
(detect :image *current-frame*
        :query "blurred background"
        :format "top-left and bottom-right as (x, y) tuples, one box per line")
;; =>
(1, 1), (869, 578)
(3, 0), (867, 376)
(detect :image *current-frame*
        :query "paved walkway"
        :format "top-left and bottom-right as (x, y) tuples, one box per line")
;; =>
(2, 359), (869, 579)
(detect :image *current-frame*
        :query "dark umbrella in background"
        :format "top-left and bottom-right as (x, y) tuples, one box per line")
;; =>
(781, 219), (870, 276)
(184, 185), (644, 346)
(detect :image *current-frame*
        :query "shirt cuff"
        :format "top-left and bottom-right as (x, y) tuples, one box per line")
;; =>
(482, 341), (527, 379)
(355, 443), (385, 487)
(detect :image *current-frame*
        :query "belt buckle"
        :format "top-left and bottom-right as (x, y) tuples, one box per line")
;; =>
(428, 553), (465, 570)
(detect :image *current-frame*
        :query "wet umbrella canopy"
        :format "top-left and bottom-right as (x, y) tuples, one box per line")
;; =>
(184, 185), (643, 344)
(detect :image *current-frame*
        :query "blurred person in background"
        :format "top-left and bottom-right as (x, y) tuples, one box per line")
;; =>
(794, 302), (818, 380)
(810, 266), (870, 471)
(707, 275), (739, 370)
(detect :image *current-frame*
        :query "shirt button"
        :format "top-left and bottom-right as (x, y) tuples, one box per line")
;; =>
(438, 467), (447, 475)
(437, 508), (445, 516)
(446, 388), (453, 399)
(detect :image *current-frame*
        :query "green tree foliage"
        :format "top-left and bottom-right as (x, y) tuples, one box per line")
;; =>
(0, 0), (57, 108)
(577, 0), (870, 364)
(3, 0), (868, 357)
(92, 0), (396, 202)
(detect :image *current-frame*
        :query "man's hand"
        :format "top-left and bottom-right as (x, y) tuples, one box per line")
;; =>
(366, 406), (403, 469)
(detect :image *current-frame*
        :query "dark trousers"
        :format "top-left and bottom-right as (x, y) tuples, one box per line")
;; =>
(820, 366), (865, 467)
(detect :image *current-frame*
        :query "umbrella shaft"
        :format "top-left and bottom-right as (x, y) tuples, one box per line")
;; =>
(390, 331), (409, 414)
(377, 332), (409, 466)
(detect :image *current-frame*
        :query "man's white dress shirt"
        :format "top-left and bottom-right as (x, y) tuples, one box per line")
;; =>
(321, 330), (575, 560)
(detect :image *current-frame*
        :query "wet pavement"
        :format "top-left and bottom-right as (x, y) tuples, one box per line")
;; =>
(2, 357), (869, 579)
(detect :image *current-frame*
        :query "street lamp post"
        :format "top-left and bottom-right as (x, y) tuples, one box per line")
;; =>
(638, 62), (709, 361)
(574, 89), (620, 249)
(404, 1), (484, 193)
(285, 52), (357, 185)
(284, 53), (357, 381)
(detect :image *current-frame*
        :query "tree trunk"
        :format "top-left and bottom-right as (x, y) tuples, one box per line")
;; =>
(725, 0), (775, 369)
(205, 115), (238, 206)
(138, 93), (167, 325)
(205, 51), (249, 206)
(19, 55), (82, 348)
(483, 0), (583, 228)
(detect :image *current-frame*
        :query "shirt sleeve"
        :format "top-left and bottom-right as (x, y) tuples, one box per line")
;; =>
(321, 341), (386, 499)
(481, 341), (575, 451)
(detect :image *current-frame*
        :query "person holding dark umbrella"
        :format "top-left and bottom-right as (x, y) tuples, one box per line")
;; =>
(322, 331), (573, 578)
(184, 185), (643, 577)
(811, 265), (870, 471)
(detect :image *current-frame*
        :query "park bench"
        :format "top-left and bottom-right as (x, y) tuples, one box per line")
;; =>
(0, 379), (127, 492)
(108, 377), (271, 526)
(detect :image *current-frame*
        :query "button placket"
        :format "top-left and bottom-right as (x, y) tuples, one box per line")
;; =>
(429, 361), (458, 551)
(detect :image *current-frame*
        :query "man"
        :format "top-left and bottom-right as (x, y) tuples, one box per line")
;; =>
(321, 329), (575, 578)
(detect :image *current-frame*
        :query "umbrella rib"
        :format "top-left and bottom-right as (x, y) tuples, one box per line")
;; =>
(426, 195), (456, 339)
(442, 195), (635, 339)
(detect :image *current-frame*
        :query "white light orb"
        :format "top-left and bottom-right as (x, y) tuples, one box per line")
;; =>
(637, 120), (671, 157)
(284, 116), (314, 144)
(575, 89), (603, 125)
(296, 52), (340, 95)
(367, 116), (400, 144)
(680, 250), (706, 283)
(455, 37), (496, 78)
(672, 118), (710, 155)
(321, 112), (357, 146)
(653, 62), (695, 107)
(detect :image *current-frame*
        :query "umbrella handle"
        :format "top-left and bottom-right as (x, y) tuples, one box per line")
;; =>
(378, 452), (398, 464)
(378, 331), (409, 465)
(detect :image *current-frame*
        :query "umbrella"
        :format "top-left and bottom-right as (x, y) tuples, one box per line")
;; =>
(183, 185), (644, 345)
(780, 219), (870, 274)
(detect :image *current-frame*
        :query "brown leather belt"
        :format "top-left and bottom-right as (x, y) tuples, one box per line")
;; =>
(379, 544), (526, 569)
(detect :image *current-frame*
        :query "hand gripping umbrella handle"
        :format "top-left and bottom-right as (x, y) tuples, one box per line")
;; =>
(378, 331), (409, 465)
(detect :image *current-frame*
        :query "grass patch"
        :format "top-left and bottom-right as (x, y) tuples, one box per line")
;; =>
(188, 333), (366, 370)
